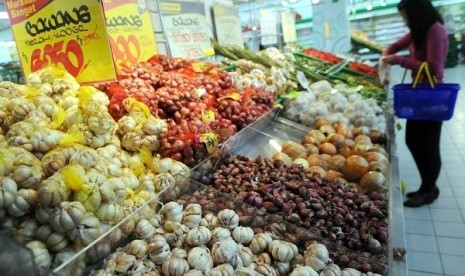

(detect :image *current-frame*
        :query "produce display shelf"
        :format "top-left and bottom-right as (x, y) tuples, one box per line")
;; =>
(192, 111), (407, 276)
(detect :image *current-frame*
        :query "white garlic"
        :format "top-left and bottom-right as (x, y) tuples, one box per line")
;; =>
(217, 209), (239, 229)
(209, 263), (235, 276)
(161, 258), (189, 276)
(212, 237), (239, 265)
(200, 213), (218, 229)
(124, 239), (149, 258)
(67, 213), (101, 246)
(26, 240), (51, 270)
(304, 243), (329, 272)
(148, 236), (171, 265)
(161, 202), (183, 223)
(187, 246), (213, 273)
(249, 232), (272, 254)
(49, 201), (86, 233)
(185, 226), (212, 247)
(182, 203), (202, 229)
(289, 265), (319, 276)
(136, 219), (156, 240)
(232, 226), (254, 245)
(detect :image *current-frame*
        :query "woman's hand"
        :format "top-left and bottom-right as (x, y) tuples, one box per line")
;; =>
(381, 55), (395, 64)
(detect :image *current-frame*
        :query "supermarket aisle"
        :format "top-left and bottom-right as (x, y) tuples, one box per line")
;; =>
(392, 63), (465, 276)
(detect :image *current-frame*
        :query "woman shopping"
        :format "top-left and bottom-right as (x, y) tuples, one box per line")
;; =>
(382, 0), (449, 207)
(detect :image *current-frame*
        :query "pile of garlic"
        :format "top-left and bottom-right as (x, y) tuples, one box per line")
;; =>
(92, 203), (303, 276)
(0, 68), (190, 274)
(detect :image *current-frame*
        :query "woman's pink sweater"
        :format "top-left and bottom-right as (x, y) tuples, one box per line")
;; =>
(383, 22), (448, 82)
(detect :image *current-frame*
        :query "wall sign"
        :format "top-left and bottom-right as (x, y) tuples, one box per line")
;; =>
(103, 0), (158, 70)
(281, 12), (297, 43)
(212, 4), (243, 48)
(160, 1), (214, 59)
(312, 0), (351, 53)
(6, 0), (117, 84)
(259, 8), (278, 45)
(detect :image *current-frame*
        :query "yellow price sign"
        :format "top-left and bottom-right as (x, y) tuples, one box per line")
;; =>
(201, 109), (215, 124)
(103, 0), (158, 70)
(198, 133), (218, 154)
(6, 0), (117, 84)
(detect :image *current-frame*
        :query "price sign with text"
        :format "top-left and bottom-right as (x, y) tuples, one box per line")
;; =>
(213, 5), (243, 48)
(103, 0), (157, 70)
(160, 1), (214, 59)
(6, 0), (116, 84)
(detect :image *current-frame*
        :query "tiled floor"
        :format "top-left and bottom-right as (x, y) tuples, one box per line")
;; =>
(392, 62), (465, 276)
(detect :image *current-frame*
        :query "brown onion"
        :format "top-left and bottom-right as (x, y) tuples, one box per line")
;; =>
(328, 155), (346, 172)
(272, 152), (293, 167)
(319, 125), (336, 136)
(326, 133), (345, 149)
(307, 154), (328, 170)
(302, 136), (321, 146)
(307, 166), (326, 177)
(314, 118), (330, 129)
(319, 142), (337, 155)
(364, 152), (389, 166)
(303, 144), (320, 155)
(369, 161), (388, 175)
(281, 141), (307, 160)
(325, 170), (343, 180)
(360, 171), (386, 192)
(343, 155), (369, 181)
(307, 130), (326, 143)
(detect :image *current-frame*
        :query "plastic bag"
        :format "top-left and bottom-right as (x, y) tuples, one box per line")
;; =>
(378, 58), (391, 85)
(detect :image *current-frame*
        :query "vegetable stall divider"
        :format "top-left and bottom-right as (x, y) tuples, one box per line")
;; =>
(190, 110), (408, 276)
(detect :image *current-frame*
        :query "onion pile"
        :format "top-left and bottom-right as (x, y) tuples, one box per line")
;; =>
(100, 55), (274, 166)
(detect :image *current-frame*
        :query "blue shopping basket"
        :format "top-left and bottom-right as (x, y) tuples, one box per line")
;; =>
(393, 62), (461, 121)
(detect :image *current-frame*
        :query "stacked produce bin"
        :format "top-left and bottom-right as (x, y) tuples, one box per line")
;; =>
(0, 44), (407, 275)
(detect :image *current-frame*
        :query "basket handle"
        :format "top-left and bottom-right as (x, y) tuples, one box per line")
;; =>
(413, 62), (436, 89)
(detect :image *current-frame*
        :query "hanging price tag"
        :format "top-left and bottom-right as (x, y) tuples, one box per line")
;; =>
(103, 0), (158, 70)
(192, 62), (209, 72)
(6, 0), (116, 84)
(195, 87), (207, 98)
(282, 90), (301, 99)
(197, 132), (218, 154)
(217, 93), (241, 101)
(201, 109), (215, 124)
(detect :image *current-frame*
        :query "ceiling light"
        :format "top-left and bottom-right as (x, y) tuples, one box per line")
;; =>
(312, 0), (320, 4)
(289, 0), (299, 3)
(281, 0), (288, 6)
(366, 4), (373, 10)
(380, 0), (387, 6)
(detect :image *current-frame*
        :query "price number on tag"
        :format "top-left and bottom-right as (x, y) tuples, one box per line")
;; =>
(31, 39), (84, 77)
(109, 34), (141, 67)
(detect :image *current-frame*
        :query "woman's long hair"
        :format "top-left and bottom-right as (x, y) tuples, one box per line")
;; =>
(397, 0), (443, 50)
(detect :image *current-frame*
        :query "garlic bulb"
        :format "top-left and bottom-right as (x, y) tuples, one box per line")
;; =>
(255, 263), (278, 276)
(235, 245), (253, 267)
(212, 237), (239, 265)
(97, 202), (124, 224)
(67, 213), (101, 246)
(124, 239), (149, 258)
(304, 243), (329, 272)
(184, 270), (203, 276)
(341, 268), (362, 276)
(269, 240), (295, 262)
(7, 188), (37, 217)
(51, 247), (85, 276)
(136, 219), (156, 240)
(148, 236), (171, 265)
(161, 258), (189, 276)
(36, 224), (69, 252)
(274, 261), (291, 275)
(200, 213), (218, 229)
(38, 174), (71, 207)
(254, 252), (272, 265)
(26, 240), (51, 270)
(289, 265), (319, 276)
(232, 226), (254, 245)
(182, 203), (202, 229)
(250, 232), (272, 254)
(49, 201), (86, 233)
(161, 202), (183, 223)
(321, 263), (342, 276)
(185, 226), (212, 247)
(235, 266), (257, 276)
(211, 227), (231, 245)
(0, 177), (18, 208)
(217, 209), (239, 229)
(106, 251), (136, 273)
(14, 218), (39, 243)
(171, 248), (187, 259)
(209, 263), (235, 276)
(187, 246), (213, 273)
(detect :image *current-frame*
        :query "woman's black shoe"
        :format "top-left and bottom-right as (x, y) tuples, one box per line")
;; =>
(403, 189), (439, 207)
(406, 187), (440, 198)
